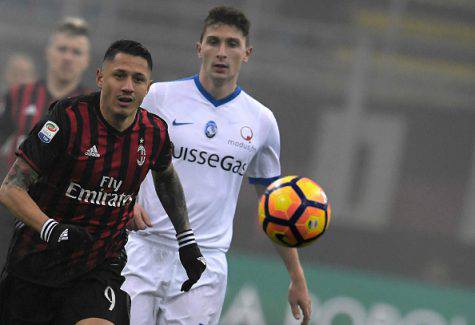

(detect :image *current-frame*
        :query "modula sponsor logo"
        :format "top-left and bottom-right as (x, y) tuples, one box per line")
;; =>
(65, 176), (133, 207)
(227, 139), (257, 152)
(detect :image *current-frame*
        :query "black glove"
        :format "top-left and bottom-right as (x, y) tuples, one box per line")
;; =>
(176, 229), (206, 292)
(40, 219), (93, 250)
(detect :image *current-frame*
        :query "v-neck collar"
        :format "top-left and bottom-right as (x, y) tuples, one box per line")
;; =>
(93, 92), (140, 136)
(193, 74), (241, 107)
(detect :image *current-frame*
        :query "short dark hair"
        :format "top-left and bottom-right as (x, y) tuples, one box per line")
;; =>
(54, 17), (89, 37)
(200, 6), (250, 45)
(103, 40), (153, 71)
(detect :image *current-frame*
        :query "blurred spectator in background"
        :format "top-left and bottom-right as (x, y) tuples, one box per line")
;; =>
(0, 16), (91, 268)
(0, 16), (91, 174)
(2, 53), (37, 92)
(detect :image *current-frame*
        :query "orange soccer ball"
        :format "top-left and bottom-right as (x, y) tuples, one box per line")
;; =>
(258, 176), (331, 247)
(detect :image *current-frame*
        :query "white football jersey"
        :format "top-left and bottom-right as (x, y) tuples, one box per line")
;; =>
(137, 75), (281, 251)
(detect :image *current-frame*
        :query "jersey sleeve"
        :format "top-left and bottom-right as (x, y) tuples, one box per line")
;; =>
(16, 100), (70, 174)
(150, 118), (173, 172)
(247, 111), (281, 186)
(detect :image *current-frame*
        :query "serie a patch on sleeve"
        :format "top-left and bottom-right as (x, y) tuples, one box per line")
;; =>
(38, 121), (60, 143)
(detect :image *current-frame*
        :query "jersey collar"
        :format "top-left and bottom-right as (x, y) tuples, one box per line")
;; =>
(193, 74), (241, 107)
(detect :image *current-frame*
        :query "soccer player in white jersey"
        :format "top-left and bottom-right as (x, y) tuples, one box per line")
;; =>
(122, 6), (312, 324)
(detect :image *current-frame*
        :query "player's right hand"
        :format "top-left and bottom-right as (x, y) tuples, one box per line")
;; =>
(40, 219), (93, 250)
(176, 229), (207, 292)
(127, 203), (153, 231)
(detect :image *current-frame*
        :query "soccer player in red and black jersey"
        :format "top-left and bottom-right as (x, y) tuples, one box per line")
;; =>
(0, 40), (206, 324)
(0, 17), (91, 175)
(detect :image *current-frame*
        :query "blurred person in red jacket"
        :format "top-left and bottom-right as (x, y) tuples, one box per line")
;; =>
(0, 16), (91, 174)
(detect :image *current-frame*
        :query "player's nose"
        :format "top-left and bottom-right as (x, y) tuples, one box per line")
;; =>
(121, 76), (134, 93)
(216, 43), (227, 58)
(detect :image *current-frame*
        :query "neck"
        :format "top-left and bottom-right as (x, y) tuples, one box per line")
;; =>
(198, 71), (238, 100)
(47, 71), (80, 100)
(99, 97), (137, 132)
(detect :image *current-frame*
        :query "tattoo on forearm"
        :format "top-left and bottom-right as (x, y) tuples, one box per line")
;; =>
(153, 168), (189, 232)
(2, 159), (39, 190)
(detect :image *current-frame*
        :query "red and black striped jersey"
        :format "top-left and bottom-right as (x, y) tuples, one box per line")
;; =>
(0, 80), (90, 172)
(7, 91), (172, 287)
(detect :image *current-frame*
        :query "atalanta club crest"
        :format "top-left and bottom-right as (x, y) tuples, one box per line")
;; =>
(205, 120), (217, 138)
(137, 138), (146, 166)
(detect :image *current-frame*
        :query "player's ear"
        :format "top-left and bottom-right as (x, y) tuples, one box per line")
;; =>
(196, 42), (203, 59)
(242, 46), (253, 63)
(96, 68), (103, 88)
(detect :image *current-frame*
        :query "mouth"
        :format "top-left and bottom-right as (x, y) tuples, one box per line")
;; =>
(117, 96), (134, 107)
(213, 63), (229, 72)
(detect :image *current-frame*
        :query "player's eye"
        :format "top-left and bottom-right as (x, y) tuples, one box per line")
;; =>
(113, 72), (125, 79)
(133, 75), (146, 83)
(227, 39), (240, 48)
(57, 46), (68, 53)
(72, 48), (83, 56)
(206, 37), (220, 45)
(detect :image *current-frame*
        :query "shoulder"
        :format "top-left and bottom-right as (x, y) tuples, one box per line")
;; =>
(148, 77), (194, 94)
(240, 90), (278, 126)
(139, 108), (169, 130)
(142, 77), (195, 114)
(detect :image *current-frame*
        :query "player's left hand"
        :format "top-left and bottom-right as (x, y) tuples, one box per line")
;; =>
(176, 229), (206, 292)
(127, 203), (152, 231)
(288, 277), (312, 324)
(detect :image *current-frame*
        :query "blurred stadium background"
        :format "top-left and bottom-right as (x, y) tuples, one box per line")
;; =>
(0, 0), (474, 323)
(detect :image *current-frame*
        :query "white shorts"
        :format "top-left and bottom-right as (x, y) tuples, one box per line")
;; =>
(122, 233), (228, 325)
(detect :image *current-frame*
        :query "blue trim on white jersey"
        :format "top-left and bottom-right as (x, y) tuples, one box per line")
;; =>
(193, 74), (241, 107)
(248, 176), (280, 186)
(172, 75), (195, 82)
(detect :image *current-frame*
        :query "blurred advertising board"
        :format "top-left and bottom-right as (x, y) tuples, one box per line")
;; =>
(221, 253), (475, 325)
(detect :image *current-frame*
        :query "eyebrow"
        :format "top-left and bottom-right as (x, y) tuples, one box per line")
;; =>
(113, 68), (146, 76)
(206, 35), (241, 42)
